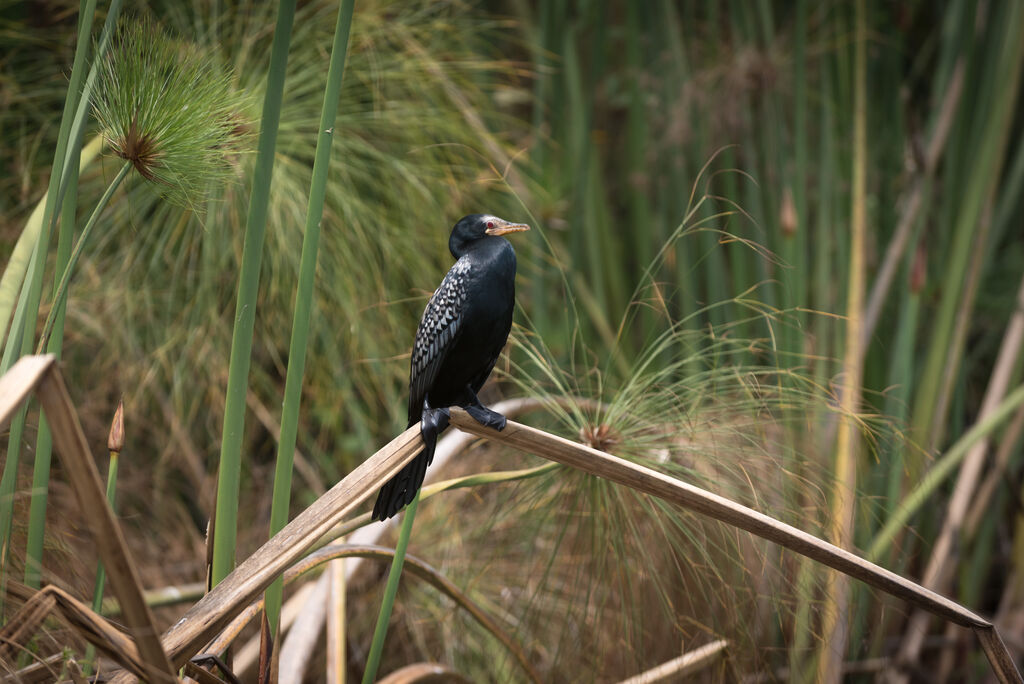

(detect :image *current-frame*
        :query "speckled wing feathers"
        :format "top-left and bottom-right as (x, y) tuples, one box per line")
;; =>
(406, 257), (471, 426)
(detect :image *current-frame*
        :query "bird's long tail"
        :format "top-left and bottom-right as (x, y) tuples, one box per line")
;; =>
(371, 407), (449, 521)
(371, 446), (430, 521)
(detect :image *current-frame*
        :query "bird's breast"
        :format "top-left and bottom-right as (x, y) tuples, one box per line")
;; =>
(462, 248), (516, 323)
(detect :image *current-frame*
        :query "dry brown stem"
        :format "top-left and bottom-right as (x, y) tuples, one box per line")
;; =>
(0, 355), (174, 681)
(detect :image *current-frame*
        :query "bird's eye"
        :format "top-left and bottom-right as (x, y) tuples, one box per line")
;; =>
(487, 221), (494, 228)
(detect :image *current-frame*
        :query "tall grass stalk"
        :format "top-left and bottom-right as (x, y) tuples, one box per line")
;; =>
(4, 0), (99, 599)
(909, 1), (1024, 464)
(900, 272), (1024, 666)
(23, 130), (95, 593)
(0, 136), (103, 346)
(13, 0), (96, 353)
(211, 0), (297, 587)
(1, 0), (121, 358)
(57, 0), (125, 205)
(867, 384), (1024, 563)
(264, 0), (355, 634)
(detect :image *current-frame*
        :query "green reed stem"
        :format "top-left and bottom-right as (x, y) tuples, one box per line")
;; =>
(211, 0), (297, 587)
(4, 0), (129, 624)
(868, 383), (1024, 562)
(23, 137), (97, 593)
(264, 0), (355, 634)
(363, 491), (420, 684)
(84, 442), (120, 674)
(36, 162), (130, 355)
(909, 1), (1024, 465)
(21, 13), (101, 593)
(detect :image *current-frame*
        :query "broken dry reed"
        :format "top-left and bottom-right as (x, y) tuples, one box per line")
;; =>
(0, 355), (174, 681)
(2, 582), (147, 679)
(146, 406), (1021, 681)
(160, 424), (422, 668)
(191, 398), (567, 677)
(444, 410), (1022, 683)
(617, 639), (730, 684)
(0, 583), (57, 664)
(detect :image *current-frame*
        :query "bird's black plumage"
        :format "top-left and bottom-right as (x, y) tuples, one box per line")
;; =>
(372, 214), (529, 521)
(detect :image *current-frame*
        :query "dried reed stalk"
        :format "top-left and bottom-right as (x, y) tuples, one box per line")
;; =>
(0, 355), (174, 681)
(155, 425), (422, 668)
(617, 639), (730, 684)
(445, 410), (1022, 683)
(2, 582), (146, 679)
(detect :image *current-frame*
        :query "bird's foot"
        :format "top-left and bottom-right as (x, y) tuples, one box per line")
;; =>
(464, 402), (507, 431)
(422, 405), (451, 434)
(419, 405), (450, 466)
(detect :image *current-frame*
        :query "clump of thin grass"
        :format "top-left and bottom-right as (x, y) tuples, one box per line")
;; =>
(384, 323), (834, 680)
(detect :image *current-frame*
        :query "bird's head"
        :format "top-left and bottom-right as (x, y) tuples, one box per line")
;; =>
(449, 214), (530, 257)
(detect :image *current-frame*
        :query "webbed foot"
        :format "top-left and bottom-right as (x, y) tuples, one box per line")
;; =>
(464, 400), (507, 431)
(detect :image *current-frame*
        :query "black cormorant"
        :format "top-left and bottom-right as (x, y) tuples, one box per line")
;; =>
(372, 214), (530, 521)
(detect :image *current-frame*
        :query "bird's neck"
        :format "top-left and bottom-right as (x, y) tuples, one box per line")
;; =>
(450, 235), (509, 260)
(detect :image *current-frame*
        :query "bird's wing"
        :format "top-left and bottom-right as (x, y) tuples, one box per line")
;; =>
(407, 257), (471, 425)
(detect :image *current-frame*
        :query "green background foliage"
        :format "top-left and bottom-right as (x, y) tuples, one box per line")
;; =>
(1, 0), (1023, 680)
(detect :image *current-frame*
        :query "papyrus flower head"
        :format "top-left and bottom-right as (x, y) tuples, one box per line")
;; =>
(93, 18), (249, 206)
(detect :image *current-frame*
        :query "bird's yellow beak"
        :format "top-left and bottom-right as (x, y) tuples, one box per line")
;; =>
(485, 219), (530, 236)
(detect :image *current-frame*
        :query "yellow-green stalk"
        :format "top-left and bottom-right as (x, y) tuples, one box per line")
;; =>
(819, 1), (867, 678)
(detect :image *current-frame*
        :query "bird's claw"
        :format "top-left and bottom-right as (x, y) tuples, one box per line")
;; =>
(419, 405), (450, 466)
(464, 403), (507, 431)
(422, 405), (450, 434)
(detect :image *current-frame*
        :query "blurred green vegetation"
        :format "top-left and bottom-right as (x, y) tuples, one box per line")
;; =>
(2, 0), (1023, 681)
